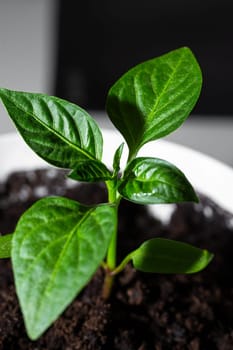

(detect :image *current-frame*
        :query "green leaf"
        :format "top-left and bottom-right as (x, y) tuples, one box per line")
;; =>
(119, 157), (198, 204)
(106, 47), (202, 157)
(0, 233), (13, 258)
(68, 159), (112, 182)
(12, 197), (116, 340)
(131, 238), (213, 274)
(0, 88), (103, 168)
(113, 143), (124, 175)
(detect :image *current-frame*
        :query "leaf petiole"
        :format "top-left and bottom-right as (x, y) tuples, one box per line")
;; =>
(110, 252), (134, 276)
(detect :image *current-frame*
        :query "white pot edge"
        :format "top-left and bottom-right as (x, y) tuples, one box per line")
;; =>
(1, 129), (233, 215)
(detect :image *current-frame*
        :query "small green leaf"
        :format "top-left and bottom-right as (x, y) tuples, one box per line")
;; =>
(119, 157), (198, 204)
(132, 238), (213, 273)
(0, 88), (103, 168)
(106, 47), (202, 157)
(68, 159), (112, 182)
(12, 197), (116, 340)
(113, 143), (124, 175)
(0, 233), (13, 258)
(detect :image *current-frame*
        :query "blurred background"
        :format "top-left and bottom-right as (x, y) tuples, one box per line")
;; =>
(0, 0), (232, 165)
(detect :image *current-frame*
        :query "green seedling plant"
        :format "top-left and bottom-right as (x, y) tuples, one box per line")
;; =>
(0, 47), (213, 340)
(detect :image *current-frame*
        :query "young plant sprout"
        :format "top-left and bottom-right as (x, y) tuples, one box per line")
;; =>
(0, 47), (213, 340)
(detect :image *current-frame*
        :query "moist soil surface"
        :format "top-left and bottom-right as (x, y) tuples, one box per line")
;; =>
(1, 168), (233, 350)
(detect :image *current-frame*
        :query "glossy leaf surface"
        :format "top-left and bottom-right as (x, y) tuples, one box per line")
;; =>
(106, 47), (202, 157)
(12, 197), (116, 340)
(68, 159), (112, 182)
(119, 157), (198, 204)
(0, 233), (12, 258)
(132, 238), (213, 273)
(0, 89), (103, 168)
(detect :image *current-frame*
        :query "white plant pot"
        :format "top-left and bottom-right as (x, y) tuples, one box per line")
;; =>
(1, 129), (233, 216)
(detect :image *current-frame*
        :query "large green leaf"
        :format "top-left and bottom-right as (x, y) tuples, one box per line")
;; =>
(12, 197), (116, 340)
(106, 47), (202, 157)
(119, 157), (198, 204)
(0, 233), (13, 258)
(0, 89), (103, 168)
(131, 238), (213, 274)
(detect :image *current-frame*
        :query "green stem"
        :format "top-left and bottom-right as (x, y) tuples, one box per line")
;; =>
(102, 179), (120, 299)
(102, 146), (139, 299)
(106, 227), (117, 271)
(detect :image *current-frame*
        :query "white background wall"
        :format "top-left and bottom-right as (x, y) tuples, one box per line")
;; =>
(0, 0), (232, 167)
(0, 0), (57, 133)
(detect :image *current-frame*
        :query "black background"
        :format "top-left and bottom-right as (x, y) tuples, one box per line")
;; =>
(55, 0), (233, 115)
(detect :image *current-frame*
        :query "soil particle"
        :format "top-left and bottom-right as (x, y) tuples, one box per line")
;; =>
(1, 168), (233, 349)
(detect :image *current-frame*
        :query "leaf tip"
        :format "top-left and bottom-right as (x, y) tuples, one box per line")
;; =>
(187, 249), (214, 274)
(204, 249), (214, 265)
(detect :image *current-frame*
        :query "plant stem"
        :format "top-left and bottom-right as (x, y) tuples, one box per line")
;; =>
(102, 148), (138, 300)
(102, 179), (120, 299)
(102, 270), (114, 300)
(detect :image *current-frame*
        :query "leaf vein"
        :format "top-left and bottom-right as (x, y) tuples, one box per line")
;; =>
(147, 51), (186, 122)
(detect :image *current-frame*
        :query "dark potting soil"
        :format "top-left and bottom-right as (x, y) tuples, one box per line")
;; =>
(1, 168), (233, 350)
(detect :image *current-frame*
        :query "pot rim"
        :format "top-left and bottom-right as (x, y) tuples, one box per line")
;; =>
(1, 130), (233, 214)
